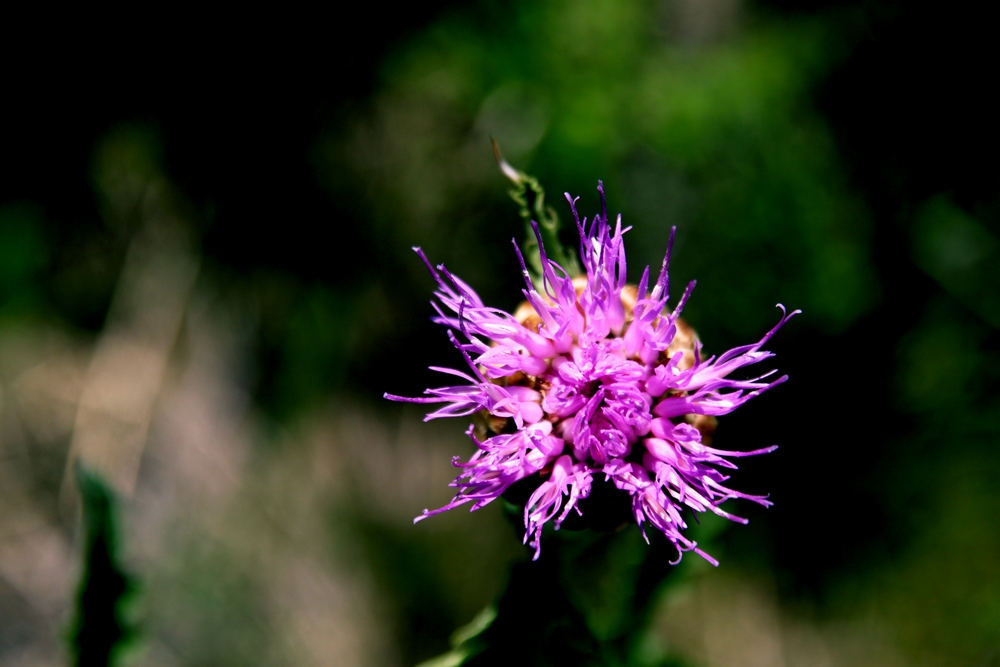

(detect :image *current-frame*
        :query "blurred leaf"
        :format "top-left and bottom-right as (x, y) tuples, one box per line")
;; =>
(416, 605), (497, 667)
(69, 465), (138, 667)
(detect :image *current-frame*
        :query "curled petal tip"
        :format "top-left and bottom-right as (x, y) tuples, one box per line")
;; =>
(774, 303), (803, 317)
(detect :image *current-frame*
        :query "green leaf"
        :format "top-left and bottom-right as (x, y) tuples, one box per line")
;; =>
(69, 466), (138, 667)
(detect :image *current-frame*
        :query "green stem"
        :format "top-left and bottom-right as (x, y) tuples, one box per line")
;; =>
(492, 139), (581, 284)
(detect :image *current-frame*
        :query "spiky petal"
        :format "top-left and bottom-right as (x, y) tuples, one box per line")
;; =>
(388, 182), (798, 563)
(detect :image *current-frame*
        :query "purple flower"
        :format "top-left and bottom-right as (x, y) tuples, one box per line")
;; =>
(386, 183), (798, 564)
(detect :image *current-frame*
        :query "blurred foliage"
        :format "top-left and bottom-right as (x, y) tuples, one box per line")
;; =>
(0, 203), (49, 318)
(912, 197), (1000, 329)
(330, 0), (878, 348)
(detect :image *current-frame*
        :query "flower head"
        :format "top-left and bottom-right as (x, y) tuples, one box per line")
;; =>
(386, 182), (798, 563)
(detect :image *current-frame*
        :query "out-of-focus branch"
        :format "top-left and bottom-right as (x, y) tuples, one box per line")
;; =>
(61, 129), (199, 509)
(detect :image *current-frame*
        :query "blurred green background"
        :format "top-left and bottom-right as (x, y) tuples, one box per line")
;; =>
(1, 0), (998, 665)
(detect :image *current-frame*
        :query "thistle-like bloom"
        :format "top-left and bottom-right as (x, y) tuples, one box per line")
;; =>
(386, 183), (798, 564)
